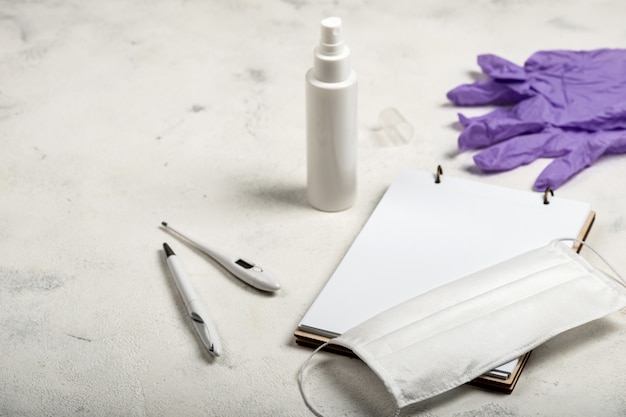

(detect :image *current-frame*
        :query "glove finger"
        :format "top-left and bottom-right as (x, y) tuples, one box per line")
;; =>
(458, 108), (511, 128)
(533, 149), (596, 191)
(532, 131), (621, 191)
(459, 95), (551, 149)
(477, 54), (527, 81)
(447, 79), (527, 106)
(473, 130), (560, 172)
(459, 116), (545, 150)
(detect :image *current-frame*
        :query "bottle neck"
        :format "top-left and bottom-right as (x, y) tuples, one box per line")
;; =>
(313, 46), (351, 83)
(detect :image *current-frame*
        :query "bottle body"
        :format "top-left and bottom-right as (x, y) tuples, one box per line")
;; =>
(306, 71), (357, 211)
(305, 17), (358, 212)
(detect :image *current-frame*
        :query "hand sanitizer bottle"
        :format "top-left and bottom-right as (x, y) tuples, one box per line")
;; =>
(306, 17), (358, 212)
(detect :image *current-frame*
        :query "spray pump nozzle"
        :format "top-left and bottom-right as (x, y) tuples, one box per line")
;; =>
(319, 17), (345, 55)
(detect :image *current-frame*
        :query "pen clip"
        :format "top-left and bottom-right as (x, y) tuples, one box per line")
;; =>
(191, 316), (218, 356)
(188, 302), (222, 357)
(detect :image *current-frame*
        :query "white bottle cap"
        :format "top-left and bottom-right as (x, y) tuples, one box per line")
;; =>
(313, 17), (351, 83)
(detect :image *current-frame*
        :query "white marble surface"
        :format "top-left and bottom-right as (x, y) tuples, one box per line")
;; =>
(1, 0), (626, 416)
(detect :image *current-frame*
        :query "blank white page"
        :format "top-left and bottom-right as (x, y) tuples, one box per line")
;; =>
(299, 168), (592, 337)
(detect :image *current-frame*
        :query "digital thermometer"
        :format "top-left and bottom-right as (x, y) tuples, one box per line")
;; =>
(161, 222), (281, 292)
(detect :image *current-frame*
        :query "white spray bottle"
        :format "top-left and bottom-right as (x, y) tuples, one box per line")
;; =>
(306, 17), (358, 212)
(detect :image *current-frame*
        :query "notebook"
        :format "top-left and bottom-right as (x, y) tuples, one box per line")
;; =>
(295, 167), (595, 392)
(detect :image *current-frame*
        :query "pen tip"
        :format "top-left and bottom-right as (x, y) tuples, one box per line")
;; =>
(161, 221), (168, 227)
(163, 242), (175, 257)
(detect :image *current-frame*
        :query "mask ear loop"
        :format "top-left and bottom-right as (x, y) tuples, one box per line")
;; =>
(298, 342), (329, 417)
(556, 238), (626, 288)
(298, 342), (403, 417)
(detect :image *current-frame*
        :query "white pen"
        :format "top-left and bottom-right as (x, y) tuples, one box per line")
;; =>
(161, 221), (281, 292)
(163, 242), (222, 357)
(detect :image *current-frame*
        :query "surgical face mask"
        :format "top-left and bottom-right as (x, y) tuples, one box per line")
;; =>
(299, 240), (626, 416)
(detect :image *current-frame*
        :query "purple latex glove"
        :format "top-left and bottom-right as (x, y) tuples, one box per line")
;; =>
(448, 49), (626, 150)
(473, 127), (626, 191)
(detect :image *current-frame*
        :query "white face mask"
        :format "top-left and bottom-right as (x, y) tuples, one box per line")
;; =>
(299, 240), (626, 415)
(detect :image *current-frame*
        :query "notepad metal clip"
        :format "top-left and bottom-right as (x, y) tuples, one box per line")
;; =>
(543, 187), (554, 205)
(435, 165), (443, 184)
